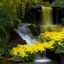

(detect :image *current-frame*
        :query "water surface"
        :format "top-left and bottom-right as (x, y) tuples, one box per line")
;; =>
(0, 57), (58, 64)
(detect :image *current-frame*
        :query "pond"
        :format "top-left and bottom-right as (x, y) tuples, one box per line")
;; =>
(18, 62), (58, 64)
(0, 57), (59, 64)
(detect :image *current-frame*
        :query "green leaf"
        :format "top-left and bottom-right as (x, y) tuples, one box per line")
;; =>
(55, 48), (64, 54)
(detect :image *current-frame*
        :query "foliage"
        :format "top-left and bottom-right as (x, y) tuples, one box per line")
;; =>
(42, 1), (51, 7)
(52, 0), (64, 8)
(39, 27), (64, 54)
(61, 18), (64, 26)
(0, 0), (21, 20)
(0, 3), (13, 55)
(20, 0), (43, 19)
(0, 0), (43, 21)
(0, 0), (52, 22)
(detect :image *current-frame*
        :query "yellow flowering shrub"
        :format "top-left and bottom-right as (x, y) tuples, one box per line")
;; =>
(39, 27), (64, 54)
(11, 39), (55, 60)
(11, 43), (44, 58)
(10, 27), (64, 60)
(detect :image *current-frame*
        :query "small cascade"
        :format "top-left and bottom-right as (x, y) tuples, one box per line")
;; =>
(35, 6), (53, 63)
(14, 19), (37, 45)
(40, 6), (53, 32)
(41, 6), (61, 32)
(42, 6), (52, 25)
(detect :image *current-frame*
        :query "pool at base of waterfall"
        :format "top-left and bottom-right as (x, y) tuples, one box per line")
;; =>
(0, 57), (59, 64)
(23, 62), (58, 64)
(0, 61), (58, 64)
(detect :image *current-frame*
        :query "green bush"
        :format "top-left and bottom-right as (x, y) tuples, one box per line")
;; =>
(0, 4), (13, 55)
(0, 0), (43, 21)
(52, 0), (64, 8)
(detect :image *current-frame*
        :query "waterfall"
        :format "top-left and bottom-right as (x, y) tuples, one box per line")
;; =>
(35, 6), (53, 63)
(42, 6), (52, 25)
(14, 19), (37, 45)
(40, 6), (53, 32)
(41, 6), (61, 32)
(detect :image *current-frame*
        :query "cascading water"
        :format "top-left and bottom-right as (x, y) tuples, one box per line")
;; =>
(41, 6), (53, 62)
(40, 6), (53, 32)
(14, 19), (37, 45)
(35, 6), (53, 63)
(42, 6), (52, 25)
(40, 6), (61, 32)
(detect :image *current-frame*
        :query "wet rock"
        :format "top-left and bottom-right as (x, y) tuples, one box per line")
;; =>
(8, 29), (26, 47)
(28, 25), (40, 36)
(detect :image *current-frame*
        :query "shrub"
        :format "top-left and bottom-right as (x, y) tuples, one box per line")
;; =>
(0, 4), (13, 55)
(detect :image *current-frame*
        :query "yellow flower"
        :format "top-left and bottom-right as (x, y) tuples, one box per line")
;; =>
(58, 41), (63, 46)
(18, 50), (26, 58)
(11, 47), (18, 56)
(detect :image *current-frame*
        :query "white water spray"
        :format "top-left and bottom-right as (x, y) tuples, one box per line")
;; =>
(14, 19), (37, 45)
